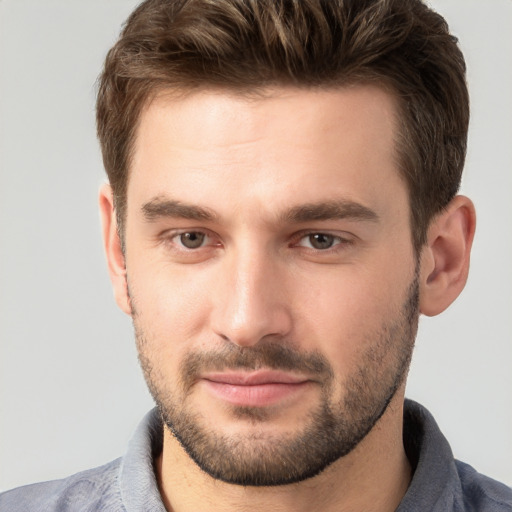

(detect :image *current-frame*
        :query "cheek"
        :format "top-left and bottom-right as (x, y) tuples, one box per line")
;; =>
(127, 260), (214, 356)
(294, 264), (411, 370)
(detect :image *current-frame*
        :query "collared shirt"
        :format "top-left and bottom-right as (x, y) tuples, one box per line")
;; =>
(1, 400), (511, 511)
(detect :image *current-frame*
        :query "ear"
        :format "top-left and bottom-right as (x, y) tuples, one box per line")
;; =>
(99, 183), (132, 316)
(419, 195), (476, 316)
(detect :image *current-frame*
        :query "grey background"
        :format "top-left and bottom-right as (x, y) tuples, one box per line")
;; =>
(0, 0), (511, 491)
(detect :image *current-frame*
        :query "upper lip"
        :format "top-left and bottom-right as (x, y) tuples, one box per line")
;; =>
(201, 370), (310, 386)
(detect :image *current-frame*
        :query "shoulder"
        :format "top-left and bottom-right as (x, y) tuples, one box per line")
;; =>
(0, 458), (124, 512)
(456, 460), (512, 512)
(400, 400), (511, 512)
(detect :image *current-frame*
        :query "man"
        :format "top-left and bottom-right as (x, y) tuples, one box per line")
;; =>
(1, 0), (510, 510)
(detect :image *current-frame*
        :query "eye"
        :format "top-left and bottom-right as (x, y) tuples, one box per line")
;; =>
(176, 231), (207, 249)
(297, 233), (346, 250)
(160, 229), (221, 263)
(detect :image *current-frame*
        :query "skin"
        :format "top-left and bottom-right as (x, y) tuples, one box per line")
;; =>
(100, 85), (476, 512)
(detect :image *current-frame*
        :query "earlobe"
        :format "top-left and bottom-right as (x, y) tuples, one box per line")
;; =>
(419, 195), (476, 317)
(99, 184), (132, 316)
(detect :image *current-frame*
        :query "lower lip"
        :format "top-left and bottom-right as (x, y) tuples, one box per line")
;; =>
(202, 380), (310, 407)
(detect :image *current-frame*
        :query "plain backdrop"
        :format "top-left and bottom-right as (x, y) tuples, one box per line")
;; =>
(0, 0), (511, 492)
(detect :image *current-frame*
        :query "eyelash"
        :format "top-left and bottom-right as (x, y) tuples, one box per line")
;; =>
(162, 229), (354, 253)
(293, 231), (354, 251)
(172, 230), (216, 249)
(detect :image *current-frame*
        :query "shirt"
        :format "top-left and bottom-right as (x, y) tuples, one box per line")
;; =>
(1, 400), (511, 511)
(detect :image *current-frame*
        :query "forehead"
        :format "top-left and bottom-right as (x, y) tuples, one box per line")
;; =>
(128, 85), (406, 224)
(135, 84), (399, 156)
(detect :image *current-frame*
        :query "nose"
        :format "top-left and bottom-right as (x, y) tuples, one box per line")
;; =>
(210, 244), (293, 347)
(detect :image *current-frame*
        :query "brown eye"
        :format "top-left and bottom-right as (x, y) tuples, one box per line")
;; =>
(179, 232), (206, 249)
(308, 233), (336, 250)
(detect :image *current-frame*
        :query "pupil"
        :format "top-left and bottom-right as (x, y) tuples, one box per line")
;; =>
(310, 233), (333, 249)
(181, 232), (205, 249)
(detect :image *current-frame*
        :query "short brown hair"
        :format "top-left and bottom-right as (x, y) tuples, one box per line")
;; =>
(96, 0), (469, 252)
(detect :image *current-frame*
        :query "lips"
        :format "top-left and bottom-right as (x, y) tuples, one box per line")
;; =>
(200, 370), (311, 407)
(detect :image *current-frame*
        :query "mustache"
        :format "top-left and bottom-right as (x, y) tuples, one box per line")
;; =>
(179, 341), (334, 390)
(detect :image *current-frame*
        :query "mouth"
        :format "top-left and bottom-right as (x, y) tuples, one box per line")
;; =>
(200, 370), (313, 407)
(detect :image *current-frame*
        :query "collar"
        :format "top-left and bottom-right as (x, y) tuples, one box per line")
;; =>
(117, 400), (463, 511)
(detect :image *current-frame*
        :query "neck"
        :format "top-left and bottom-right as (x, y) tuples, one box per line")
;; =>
(156, 394), (411, 512)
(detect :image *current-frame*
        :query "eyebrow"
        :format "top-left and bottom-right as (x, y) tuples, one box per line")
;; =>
(280, 200), (379, 224)
(142, 198), (218, 222)
(141, 197), (379, 224)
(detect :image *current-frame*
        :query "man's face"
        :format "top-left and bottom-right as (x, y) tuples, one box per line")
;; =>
(122, 86), (419, 485)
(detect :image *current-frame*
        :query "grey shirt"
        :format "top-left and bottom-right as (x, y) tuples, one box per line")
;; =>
(1, 400), (511, 511)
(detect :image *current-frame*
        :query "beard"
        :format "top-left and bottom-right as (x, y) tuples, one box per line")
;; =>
(132, 275), (419, 487)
